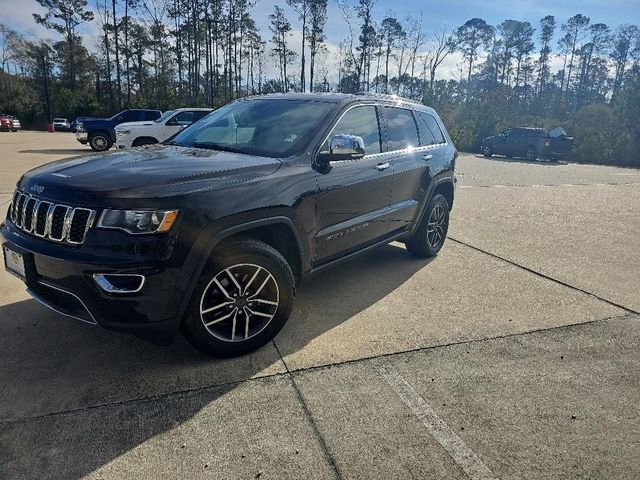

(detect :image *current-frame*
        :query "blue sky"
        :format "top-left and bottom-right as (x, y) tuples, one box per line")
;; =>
(2, 0), (639, 80)
(3, 0), (638, 40)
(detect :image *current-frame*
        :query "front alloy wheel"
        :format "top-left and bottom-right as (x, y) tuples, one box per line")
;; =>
(90, 133), (112, 152)
(199, 263), (280, 342)
(182, 238), (295, 357)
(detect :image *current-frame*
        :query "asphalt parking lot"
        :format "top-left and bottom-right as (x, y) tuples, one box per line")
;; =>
(1, 132), (639, 479)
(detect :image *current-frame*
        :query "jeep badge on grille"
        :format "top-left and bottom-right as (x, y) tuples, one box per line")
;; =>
(30, 184), (45, 194)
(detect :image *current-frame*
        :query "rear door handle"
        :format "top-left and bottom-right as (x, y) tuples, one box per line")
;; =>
(422, 154), (434, 161)
(376, 162), (391, 171)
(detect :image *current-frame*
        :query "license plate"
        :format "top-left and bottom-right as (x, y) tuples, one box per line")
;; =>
(3, 247), (26, 279)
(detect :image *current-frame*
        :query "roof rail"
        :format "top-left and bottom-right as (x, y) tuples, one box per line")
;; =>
(354, 91), (424, 106)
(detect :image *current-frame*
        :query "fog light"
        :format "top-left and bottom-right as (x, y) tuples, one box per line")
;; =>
(93, 273), (145, 293)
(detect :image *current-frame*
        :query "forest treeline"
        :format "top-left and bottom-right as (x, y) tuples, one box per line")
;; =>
(0, 0), (639, 166)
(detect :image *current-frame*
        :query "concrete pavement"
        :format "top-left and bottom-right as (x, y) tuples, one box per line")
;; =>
(0, 133), (638, 479)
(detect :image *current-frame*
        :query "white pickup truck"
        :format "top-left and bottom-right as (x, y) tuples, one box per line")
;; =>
(114, 108), (213, 149)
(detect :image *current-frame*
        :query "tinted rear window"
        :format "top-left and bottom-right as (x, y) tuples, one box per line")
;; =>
(416, 111), (445, 145)
(384, 107), (419, 151)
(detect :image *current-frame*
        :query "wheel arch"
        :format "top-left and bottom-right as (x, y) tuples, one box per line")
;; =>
(213, 218), (304, 283)
(431, 179), (454, 210)
(177, 213), (306, 323)
(89, 129), (110, 138)
(408, 174), (455, 237)
(132, 136), (160, 147)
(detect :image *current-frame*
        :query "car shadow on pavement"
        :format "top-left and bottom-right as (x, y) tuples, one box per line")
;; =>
(0, 243), (431, 479)
(18, 149), (94, 155)
(473, 154), (567, 166)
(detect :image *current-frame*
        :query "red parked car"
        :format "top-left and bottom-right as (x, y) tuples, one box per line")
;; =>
(0, 116), (13, 132)
(0, 115), (19, 132)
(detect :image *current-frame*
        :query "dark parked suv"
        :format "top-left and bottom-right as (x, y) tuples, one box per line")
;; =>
(481, 127), (573, 161)
(2, 93), (456, 357)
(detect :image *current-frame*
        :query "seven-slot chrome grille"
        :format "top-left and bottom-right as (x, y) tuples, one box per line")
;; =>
(9, 191), (96, 245)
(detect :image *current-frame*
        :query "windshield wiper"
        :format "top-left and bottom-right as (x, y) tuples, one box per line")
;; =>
(192, 142), (245, 154)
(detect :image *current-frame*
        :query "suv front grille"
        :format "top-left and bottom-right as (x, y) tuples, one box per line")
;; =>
(9, 191), (96, 245)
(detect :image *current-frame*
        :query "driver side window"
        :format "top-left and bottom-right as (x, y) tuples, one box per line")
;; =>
(321, 106), (381, 156)
(170, 111), (195, 126)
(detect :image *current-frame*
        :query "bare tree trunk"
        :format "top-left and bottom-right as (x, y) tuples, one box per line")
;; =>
(309, 37), (316, 92)
(300, 4), (306, 92)
(103, 19), (114, 111)
(384, 40), (391, 93)
(112, 0), (121, 108)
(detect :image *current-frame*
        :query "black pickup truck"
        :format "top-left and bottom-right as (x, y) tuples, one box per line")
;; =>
(2, 93), (456, 357)
(481, 127), (573, 161)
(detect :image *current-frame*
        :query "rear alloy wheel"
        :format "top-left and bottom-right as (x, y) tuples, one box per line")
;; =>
(89, 133), (113, 152)
(182, 238), (295, 357)
(405, 194), (450, 258)
(525, 146), (537, 161)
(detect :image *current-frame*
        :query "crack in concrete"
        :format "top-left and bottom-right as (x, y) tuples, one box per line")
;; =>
(449, 237), (639, 315)
(273, 340), (345, 480)
(2, 312), (635, 427)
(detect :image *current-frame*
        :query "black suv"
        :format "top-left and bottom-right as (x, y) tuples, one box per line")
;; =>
(481, 127), (574, 161)
(2, 94), (456, 357)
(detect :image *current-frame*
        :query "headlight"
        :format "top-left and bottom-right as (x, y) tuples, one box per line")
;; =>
(116, 130), (131, 135)
(97, 209), (178, 234)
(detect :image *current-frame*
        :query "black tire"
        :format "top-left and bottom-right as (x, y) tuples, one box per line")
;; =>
(182, 238), (295, 357)
(482, 145), (493, 158)
(11, 129), (17, 132)
(132, 137), (158, 147)
(405, 194), (450, 258)
(89, 132), (113, 152)
(525, 146), (538, 161)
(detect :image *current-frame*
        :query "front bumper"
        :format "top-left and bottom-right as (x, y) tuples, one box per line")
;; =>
(115, 135), (133, 149)
(1, 221), (186, 344)
(75, 131), (88, 144)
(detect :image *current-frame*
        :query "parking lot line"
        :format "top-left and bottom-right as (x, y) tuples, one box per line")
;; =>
(373, 358), (497, 480)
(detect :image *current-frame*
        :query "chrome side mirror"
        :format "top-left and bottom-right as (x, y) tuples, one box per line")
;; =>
(318, 134), (366, 164)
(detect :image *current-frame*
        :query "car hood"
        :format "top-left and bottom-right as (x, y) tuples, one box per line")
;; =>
(116, 121), (156, 130)
(18, 145), (282, 203)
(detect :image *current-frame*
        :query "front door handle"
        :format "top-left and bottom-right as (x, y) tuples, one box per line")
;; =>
(376, 162), (391, 171)
(422, 154), (434, 161)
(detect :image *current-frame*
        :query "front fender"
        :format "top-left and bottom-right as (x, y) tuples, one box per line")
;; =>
(175, 209), (308, 321)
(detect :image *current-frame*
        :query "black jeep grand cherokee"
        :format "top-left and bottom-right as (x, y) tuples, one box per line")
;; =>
(2, 93), (456, 357)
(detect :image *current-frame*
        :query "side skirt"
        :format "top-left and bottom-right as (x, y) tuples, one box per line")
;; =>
(303, 229), (411, 280)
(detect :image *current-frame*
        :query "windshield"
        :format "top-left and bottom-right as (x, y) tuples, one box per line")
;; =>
(154, 110), (175, 123)
(109, 111), (126, 121)
(169, 99), (334, 158)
